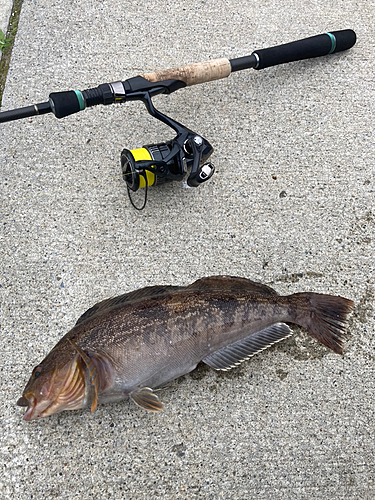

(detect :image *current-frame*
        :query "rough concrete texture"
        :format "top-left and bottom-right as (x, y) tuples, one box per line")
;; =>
(0, 0), (12, 33)
(0, 0), (13, 62)
(0, 0), (374, 498)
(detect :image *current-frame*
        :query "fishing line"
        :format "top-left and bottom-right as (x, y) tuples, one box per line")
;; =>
(127, 169), (149, 211)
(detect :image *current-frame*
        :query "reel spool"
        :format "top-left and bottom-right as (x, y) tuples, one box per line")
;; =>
(121, 148), (158, 192)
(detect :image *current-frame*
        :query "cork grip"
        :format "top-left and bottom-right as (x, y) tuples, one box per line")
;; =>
(141, 58), (232, 86)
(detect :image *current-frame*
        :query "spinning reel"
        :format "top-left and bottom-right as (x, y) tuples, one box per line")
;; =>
(120, 84), (214, 209)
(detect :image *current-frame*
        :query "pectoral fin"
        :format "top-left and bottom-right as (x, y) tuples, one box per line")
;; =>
(202, 323), (293, 371)
(131, 387), (164, 412)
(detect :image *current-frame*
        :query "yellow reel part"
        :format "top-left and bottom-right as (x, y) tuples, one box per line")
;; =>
(130, 148), (156, 188)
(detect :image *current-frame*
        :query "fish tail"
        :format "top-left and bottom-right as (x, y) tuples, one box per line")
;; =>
(288, 292), (354, 354)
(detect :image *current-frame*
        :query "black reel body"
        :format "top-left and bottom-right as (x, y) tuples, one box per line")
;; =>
(121, 136), (214, 191)
(120, 77), (215, 208)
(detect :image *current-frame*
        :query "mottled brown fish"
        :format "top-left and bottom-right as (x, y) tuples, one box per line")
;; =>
(17, 276), (354, 421)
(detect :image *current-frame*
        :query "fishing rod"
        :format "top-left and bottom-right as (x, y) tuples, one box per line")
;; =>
(0, 29), (356, 209)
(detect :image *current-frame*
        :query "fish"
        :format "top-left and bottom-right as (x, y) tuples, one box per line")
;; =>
(17, 276), (354, 421)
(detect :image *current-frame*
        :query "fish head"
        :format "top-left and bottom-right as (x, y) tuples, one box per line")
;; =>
(17, 348), (86, 421)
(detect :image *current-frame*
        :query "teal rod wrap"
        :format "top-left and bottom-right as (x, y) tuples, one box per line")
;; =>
(74, 90), (86, 111)
(326, 33), (337, 54)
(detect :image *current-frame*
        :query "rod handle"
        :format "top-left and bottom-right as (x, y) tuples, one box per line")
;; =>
(141, 58), (231, 86)
(252, 29), (356, 70)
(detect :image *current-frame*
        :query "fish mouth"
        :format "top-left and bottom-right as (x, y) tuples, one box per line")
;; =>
(19, 395), (40, 422)
(17, 395), (39, 422)
(23, 405), (36, 421)
(17, 392), (56, 421)
(19, 358), (86, 421)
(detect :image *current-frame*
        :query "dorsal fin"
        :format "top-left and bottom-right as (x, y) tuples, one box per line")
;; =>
(75, 277), (277, 327)
(202, 323), (293, 371)
(186, 276), (278, 296)
(75, 285), (184, 326)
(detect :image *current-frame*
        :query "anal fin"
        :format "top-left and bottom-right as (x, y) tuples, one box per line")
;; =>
(131, 387), (164, 412)
(202, 323), (293, 371)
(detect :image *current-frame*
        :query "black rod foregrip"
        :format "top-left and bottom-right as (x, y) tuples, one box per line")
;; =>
(251, 29), (356, 70)
(49, 84), (115, 118)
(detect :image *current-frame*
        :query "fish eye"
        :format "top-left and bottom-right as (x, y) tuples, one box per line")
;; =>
(34, 371), (41, 378)
(33, 366), (42, 378)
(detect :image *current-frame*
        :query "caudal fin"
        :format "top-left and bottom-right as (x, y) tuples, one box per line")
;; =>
(290, 293), (354, 354)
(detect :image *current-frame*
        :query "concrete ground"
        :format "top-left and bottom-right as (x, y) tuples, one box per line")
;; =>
(0, 1), (374, 498)
(0, 0), (12, 62)
(0, 0), (12, 34)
